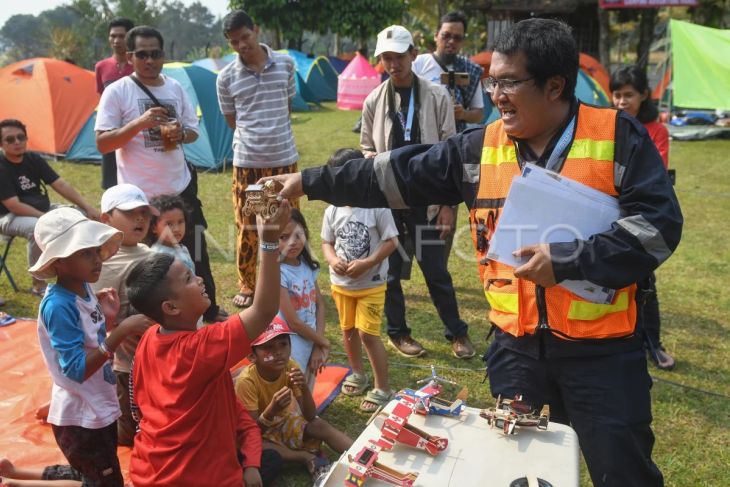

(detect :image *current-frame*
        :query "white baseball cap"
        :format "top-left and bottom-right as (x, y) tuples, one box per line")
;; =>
(374, 25), (414, 57)
(29, 207), (123, 280)
(101, 184), (159, 216)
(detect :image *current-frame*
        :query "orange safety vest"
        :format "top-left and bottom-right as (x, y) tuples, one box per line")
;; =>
(469, 104), (637, 340)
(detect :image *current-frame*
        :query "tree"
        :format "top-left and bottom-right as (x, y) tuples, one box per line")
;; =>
(157, 1), (225, 60)
(330, 0), (406, 54)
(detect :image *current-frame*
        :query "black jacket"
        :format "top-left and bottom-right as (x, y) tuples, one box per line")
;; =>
(303, 103), (683, 357)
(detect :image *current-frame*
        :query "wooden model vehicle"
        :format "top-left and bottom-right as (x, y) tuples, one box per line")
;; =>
(479, 395), (550, 435)
(374, 396), (448, 456)
(397, 365), (467, 417)
(345, 444), (418, 487)
(242, 180), (281, 218)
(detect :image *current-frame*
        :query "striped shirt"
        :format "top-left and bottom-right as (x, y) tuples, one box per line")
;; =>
(216, 44), (299, 168)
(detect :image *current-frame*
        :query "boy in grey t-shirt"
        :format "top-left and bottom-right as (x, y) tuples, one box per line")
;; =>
(320, 149), (399, 412)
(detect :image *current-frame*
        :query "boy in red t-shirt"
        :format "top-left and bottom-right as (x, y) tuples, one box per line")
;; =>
(125, 203), (290, 487)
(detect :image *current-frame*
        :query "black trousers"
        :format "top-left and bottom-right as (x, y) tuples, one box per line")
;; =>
(52, 422), (123, 487)
(179, 164), (221, 321)
(638, 273), (663, 349)
(386, 207), (468, 341)
(101, 152), (118, 189)
(485, 341), (664, 487)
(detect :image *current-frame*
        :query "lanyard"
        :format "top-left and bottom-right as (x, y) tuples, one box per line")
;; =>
(544, 115), (576, 172)
(403, 84), (415, 142)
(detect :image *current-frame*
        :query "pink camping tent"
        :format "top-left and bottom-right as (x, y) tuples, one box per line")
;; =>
(337, 53), (380, 110)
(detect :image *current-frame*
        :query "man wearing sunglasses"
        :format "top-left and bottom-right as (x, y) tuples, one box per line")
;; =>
(0, 119), (100, 296)
(94, 17), (135, 190)
(95, 26), (227, 323)
(263, 19), (681, 487)
(412, 11), (484, 133)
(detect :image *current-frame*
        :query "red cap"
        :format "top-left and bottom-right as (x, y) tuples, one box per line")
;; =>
(251, 316), (294, 346)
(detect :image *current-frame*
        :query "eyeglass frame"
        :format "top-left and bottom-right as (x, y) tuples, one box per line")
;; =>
(483, 76), (536, 95)
(438, 32), (466, 43)
(2, 134), (28, 144)
(128, 49), (165, 60)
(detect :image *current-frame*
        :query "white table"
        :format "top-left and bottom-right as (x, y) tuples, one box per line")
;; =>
(321, 400), (579, 487)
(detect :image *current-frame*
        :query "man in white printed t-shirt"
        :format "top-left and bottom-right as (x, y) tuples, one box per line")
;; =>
(95, 26), (228, 323)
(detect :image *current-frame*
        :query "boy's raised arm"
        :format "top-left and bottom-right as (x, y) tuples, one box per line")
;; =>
(240, 201), (291, 340)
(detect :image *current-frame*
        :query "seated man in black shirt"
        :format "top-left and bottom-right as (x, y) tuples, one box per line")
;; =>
(0, 119), (100, 295)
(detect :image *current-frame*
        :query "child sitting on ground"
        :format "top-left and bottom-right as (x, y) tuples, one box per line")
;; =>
(31, 207), (151, 486)
(125, 202), (290, 487)
(0, 458), (80, 487)
(321, 148), (399, 412)
(235, 317), (353, 481)
(91, 183), (155, 446)
(278, 209), (328, 389)
(146, 194), (195, 272)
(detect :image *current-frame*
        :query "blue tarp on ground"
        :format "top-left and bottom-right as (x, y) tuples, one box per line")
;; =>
(67, 64), (233, 170)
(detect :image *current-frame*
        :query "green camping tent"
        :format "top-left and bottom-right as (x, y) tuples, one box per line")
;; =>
(665, 20), (730, 111)
(68, 63), (233, 170)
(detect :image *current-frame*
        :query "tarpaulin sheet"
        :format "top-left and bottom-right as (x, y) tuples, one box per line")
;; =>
(0, 319), (349, 479)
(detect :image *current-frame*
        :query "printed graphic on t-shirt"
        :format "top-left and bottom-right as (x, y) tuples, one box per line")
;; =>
(289, 280), (318, 312)
(335, 221), (370, 262)
(137, 99), (178, 151)
(18, 175), (37, 191)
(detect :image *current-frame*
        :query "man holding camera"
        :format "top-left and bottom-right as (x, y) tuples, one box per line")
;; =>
(413, 11), (484, 132)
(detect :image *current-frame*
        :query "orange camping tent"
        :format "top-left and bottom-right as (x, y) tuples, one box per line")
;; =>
(579, 53), (610, 95)
(0, 58), (99, 155)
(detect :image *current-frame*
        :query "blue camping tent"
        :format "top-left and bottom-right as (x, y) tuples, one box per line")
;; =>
(279, 50), (338, 101)
(198, 53), (318, 111)
(328, 56), (349, 74)
(67, 63), (233, 170)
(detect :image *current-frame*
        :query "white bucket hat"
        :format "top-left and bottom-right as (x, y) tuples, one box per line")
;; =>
(29, 207), (123, 280)
(374, 25), (414, 57)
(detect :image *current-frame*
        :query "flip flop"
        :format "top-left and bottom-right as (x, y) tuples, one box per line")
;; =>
(360, 388), (394, 413)
(341, 372), (369, 396)
(232, 292), (254, 308)
(0, 311), (16, 327)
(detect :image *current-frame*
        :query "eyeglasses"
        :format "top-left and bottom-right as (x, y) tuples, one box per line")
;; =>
(483, 76), (535, 95)
(3, 134), (27, 144)
(439, 32), (465, 43)
(129, 49), (164, 60)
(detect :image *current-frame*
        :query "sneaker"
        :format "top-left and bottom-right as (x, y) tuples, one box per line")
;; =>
(389, 335), (426, 358)
(452, 335), (476, 359)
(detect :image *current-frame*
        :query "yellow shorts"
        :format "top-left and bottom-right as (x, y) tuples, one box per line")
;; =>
(330, 284), (386, 337)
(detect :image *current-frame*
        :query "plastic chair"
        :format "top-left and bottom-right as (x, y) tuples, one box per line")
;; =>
(0, 235), (18, 292)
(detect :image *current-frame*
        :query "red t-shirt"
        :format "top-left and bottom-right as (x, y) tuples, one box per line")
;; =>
(643, 120), (669, 169)
(131, 315), (261, 487)
(94, 56), (133, 94)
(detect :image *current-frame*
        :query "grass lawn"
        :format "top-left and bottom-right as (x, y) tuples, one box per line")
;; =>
(1, 103), (728, 486)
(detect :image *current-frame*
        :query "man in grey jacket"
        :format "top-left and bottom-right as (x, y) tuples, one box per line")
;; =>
(361, 25), (474, 360)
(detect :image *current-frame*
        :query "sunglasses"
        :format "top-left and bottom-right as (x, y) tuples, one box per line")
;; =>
(129, 49), (164, 60)
(439, 32), (465, 42)
(3, 134), (27, 144)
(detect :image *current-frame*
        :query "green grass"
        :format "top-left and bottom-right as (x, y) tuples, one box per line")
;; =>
(1, 103), (728, 486)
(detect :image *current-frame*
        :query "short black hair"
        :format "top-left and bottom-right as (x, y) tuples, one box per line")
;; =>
(222, 10), (255, 36)
(494, 19), (578, 102)
(0, 119), (27, 139)
(327, 148), (364, 168)
(147, 194), (192, 245)
(609, 65), (658, 124)
(109, 18), (134, 33)
(125, 26), (164, 52)
(126, 253), (174, 325)
(438, 11), (468, 33)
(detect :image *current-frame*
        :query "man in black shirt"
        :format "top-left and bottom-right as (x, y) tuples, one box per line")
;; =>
(0, 119), (100, 295)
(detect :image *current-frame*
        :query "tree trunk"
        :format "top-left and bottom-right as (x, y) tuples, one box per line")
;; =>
(333, 32), (340, 56)
(438, 0), (447, 20)
(597, 5), (611, 68)
(636, 8), (657, 71)
(272, 26), (281, 50)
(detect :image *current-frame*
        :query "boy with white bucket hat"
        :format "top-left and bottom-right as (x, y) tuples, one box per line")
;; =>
(32, 207), (151, 486)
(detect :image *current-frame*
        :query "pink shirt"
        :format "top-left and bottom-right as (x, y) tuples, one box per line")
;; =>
(94, 56), (133, 94)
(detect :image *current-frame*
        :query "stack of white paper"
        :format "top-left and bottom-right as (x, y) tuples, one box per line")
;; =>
(487, 164), (621, 304)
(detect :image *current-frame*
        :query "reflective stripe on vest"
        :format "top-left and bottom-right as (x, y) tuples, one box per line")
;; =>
(469, 103), (637, 340)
